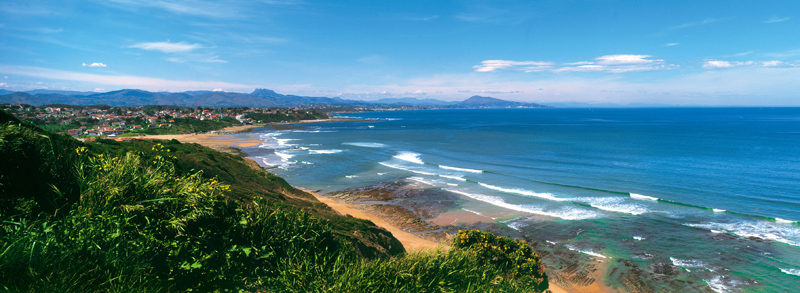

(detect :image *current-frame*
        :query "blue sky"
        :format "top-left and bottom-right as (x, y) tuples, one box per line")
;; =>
(1, 0), (799, 105)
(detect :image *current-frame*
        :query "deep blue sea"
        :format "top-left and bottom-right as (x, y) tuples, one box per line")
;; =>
(235, 108), (800, 292)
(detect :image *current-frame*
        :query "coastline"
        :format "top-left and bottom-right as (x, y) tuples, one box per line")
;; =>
(135, 117), (369, 153)
(147, 125), (607, 293)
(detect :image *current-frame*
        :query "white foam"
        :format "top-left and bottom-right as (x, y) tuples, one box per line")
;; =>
(670, 257), (709, 270)
(685, 221), (800, 247)
(275, 138), (299, 146)
(506, 221), (526, 231)
(781, 268), (800, 276)
(705, 275), (741, 293)
(439, 175), (467, 181)
(462, 208), (482, 215)
(377, 173), (386, 175)
(713, 209), (726, 213)
(775, 218), (795, 224)
(565, 244), (608, 259)
(343, 142), (386, 148)
(394, 152), (424, 164)
(630, 193), (659, 201)
(711, 230), (725, 234)
(408, 177), (436, 186)
(447, 183), (458, 186)
(309, 149), (343, 154)
(345, 175), (358, 178)
(379, 162), (436, 176)
(576, 197), (650, 215)
(546, 240), (558, 245)
(479, 183), (567, 202)
(274, 151), (295, 162)
(444, 189), (598, 220)
(292, 130), (336, 133)
(367, 125), (374, 128)
(633, 236), (645, 241)
(439, 165), (484, 173)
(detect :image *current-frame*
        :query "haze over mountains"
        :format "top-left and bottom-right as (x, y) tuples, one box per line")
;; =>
(0, 88), (549, 108)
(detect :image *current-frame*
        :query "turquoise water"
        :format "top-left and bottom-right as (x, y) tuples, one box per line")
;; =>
(235, 108), (800, 292)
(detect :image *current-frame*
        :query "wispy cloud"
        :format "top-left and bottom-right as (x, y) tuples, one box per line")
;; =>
(765, 16), (791, 23)
(407, 15), (439, 21)
(82, 62), (107, 68)
(455, 3), (533, 24)
(0, 65), (252, 91)
(765, 48), (800, 58)
(357, 55), (388, 65)
(702, 60), (792, 69)
(103, 0), (300, 18)
(668, 17), (728, 30)
(665, 43), (679, 47)
(473, 60), (554, 72)
(723, 51), (753, 57)
(474, 55), (669, 74)
(165, 53), (227, 63)
(129, 41), (204, 53)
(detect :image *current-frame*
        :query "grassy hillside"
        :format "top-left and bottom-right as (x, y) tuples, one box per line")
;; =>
(0, 109), (549, 292)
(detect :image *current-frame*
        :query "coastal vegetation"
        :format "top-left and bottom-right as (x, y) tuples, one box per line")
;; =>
(0, 109), (548, 292)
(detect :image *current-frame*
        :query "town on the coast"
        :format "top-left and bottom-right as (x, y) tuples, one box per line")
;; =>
(1, 103), (329, 138)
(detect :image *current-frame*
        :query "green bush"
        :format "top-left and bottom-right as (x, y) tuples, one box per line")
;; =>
(1, 146), (349, 292)
(452, 229), (549, 291)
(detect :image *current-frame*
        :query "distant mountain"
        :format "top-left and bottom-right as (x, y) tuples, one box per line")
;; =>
(25, 89), (97, 96)
(1, 89), (550, 109)
(0, 89), (14, 95)
(455, 96), (548, 108)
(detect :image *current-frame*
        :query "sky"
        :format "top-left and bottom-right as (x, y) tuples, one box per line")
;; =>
(1, 0), (799, 105)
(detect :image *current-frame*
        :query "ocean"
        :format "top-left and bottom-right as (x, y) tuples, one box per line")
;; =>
(234, 108), (800, 292)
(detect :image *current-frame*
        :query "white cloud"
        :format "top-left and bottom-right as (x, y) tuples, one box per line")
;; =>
(3, 76), (7, 79)
(702, 60), (792, 69)
(473, 60), (554, 72)
(0, 82), (7, 87)
(212, 88), (223, 91)
(129, 41), (203, 53)
(595, 55), (660, 65)
(82, 62), (107, 68)
(765, 16), (791, 23)
(665, 43), (679, 47)
(0, 65), (255, 92)
(762, 61), (784, 67)
(474, 55), (667, 74)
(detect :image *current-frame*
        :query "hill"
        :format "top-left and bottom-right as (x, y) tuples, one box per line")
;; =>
(456, 95), (549, 108)
(0, 109), (550, 292)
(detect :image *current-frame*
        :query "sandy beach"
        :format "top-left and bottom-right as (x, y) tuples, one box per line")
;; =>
(146, 124), (608, 293)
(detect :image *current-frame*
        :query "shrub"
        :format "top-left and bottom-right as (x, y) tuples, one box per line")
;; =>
(452, 229), (549, 291)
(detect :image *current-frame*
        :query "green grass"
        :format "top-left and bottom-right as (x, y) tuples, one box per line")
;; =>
(0, 109), (549, 292)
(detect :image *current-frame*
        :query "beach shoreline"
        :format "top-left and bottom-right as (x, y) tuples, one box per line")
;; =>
(145, 124), (609, 293)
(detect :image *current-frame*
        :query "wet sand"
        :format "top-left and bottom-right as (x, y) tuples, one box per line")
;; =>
(302, 188), (442, 251)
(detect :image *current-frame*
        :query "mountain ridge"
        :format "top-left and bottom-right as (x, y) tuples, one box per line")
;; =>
(0, 88), (549, 108)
